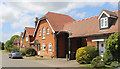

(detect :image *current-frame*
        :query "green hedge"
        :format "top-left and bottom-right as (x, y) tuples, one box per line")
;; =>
(103, 50), (113, 65)
(76, 46), (98, 64)
(20, 50), (26, 56)
(25, 47), (36, 56)
(91, 56), (105, 68)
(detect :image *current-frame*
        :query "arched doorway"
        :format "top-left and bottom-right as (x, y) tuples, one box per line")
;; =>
(56, 31), (69, 58)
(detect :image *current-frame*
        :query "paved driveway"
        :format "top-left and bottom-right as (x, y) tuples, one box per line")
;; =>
(2, 51), (80, 67)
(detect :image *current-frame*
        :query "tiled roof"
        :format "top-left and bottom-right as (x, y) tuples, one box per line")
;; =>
(25, 27), (35, 36)
(39, 12), (75, 31)
(14, 38), (20, 43)
(63, 10), (119, 38)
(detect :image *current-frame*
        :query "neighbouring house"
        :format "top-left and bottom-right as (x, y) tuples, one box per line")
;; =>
(13, 38), (20, 48)
(16, 9), (119, 60)
(19, 32), (23, 50)
(61, 9), (119, 59)
(22, 27), (35, 50)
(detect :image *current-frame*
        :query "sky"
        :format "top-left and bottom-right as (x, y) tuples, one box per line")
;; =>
(0, 0), (119, 43)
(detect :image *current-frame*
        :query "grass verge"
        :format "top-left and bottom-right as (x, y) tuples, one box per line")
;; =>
(2, 50), (9, 54)
(79, 64), (114, 68)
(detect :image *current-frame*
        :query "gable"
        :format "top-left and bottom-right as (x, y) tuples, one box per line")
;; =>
(33, 18), (55, 37)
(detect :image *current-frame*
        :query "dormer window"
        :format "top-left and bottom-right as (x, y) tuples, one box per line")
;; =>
(100, 17), (108, 29)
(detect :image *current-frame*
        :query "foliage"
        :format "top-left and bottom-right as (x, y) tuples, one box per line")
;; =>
(105, 33), (120, 62)
(76, 46), (98, 64)
(4, 35), (20, 50)
(25, 47), (36, 56)
(10, 46), (19, 51)
(0, 41), (4, 50)
(103, 50), (113, 65)
(110, 61), (119, 67)
(91, 56), (105, 68)
(20, 50), (26, 56)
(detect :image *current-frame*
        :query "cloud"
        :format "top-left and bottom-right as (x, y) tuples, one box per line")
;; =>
(11, 15), (35, 29)
(69, 11), (86, 19)
(12, 32), (20, 36)
(0, 2), (22, 23)
(0, 32), (21, 42)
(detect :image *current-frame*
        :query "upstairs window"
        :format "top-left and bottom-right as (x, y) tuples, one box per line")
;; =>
(42, 27), (45, 39)
(47, 27), (49, 35)
(100, 17), (108, 28)
(39, 29), (41, 36)
(42, 43), (46, 51)
(49, 43), (52, 51)
(26, 36), (28, 41)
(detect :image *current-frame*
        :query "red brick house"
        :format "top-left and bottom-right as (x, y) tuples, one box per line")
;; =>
(33, 12), (75, 57)
(22, 27), (35, 50)
(13, 38), (20, 48)
(16, 9), (119, 60)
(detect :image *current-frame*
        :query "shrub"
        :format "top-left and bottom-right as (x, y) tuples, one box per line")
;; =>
(20, 50), (26, 56)
(76, 46), (98, 64)
(10, 46), (19, 51)
(105, 33), (120, 62)
(91, 56), (105, 68)
(110, 61), (119, 67)
(25, 47), (36, 56)
(103, 50), (113, 65)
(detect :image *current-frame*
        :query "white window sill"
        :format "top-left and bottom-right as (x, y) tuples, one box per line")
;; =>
(49, 50), (52, 52)
(42, 37), (45, 40)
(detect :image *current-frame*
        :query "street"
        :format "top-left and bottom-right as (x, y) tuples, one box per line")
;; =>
(2, 51), (48, 67)
(1, 51), (80, 67)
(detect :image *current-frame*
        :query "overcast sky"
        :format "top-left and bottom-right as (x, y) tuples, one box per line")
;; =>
(0, 0), (119, 43)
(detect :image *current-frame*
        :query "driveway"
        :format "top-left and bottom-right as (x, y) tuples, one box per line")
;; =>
(2, 51), (80, 67)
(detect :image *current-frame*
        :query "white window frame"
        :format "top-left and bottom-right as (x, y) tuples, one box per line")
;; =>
(31, 45), (34, 47)
(26, 36), (28, 41)
(100, 17), (108, 28)
(23, 44), (24, 47)
(39, 29), (41, 36)
(42, 27), (45, 39)
(49, 43), (52, 51)
(47, 27), (49, 35)
(42, 43), (46, 51)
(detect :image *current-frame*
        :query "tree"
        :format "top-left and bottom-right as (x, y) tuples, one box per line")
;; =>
(0, 41), (4, 50)
(4, 35), (20, 50)
(105, 33), (120, 62)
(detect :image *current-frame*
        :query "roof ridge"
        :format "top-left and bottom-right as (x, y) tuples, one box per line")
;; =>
(25, 27), (35, 29)
(63, 15), (98, 26)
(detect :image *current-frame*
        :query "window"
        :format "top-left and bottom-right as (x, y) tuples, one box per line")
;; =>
(42, 43), (46, 51)
(39, 29), (41, 36)
(26, 36), (28, 41)
(31, 45), (34, 47)
(100, 17), (108, 28)
(47, 27), (49, 34)
(23, 44), (24, 47)
(25, 46), (28, 48)
(49, 43), (52, 51)
(42, 27), (45, 39)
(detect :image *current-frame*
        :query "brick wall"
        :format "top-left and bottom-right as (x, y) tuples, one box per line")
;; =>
(34, 19), (56, 58)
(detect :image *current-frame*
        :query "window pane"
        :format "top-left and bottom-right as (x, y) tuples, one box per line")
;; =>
(49, 43), (52, 51)
(47, 27), (49, 34)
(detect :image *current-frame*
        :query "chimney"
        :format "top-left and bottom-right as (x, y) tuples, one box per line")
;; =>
(35, 17), (38, 28)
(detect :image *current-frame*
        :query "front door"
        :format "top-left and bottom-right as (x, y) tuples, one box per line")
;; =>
(37, 45), (40, 55)
(99, 41), (106, 57)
